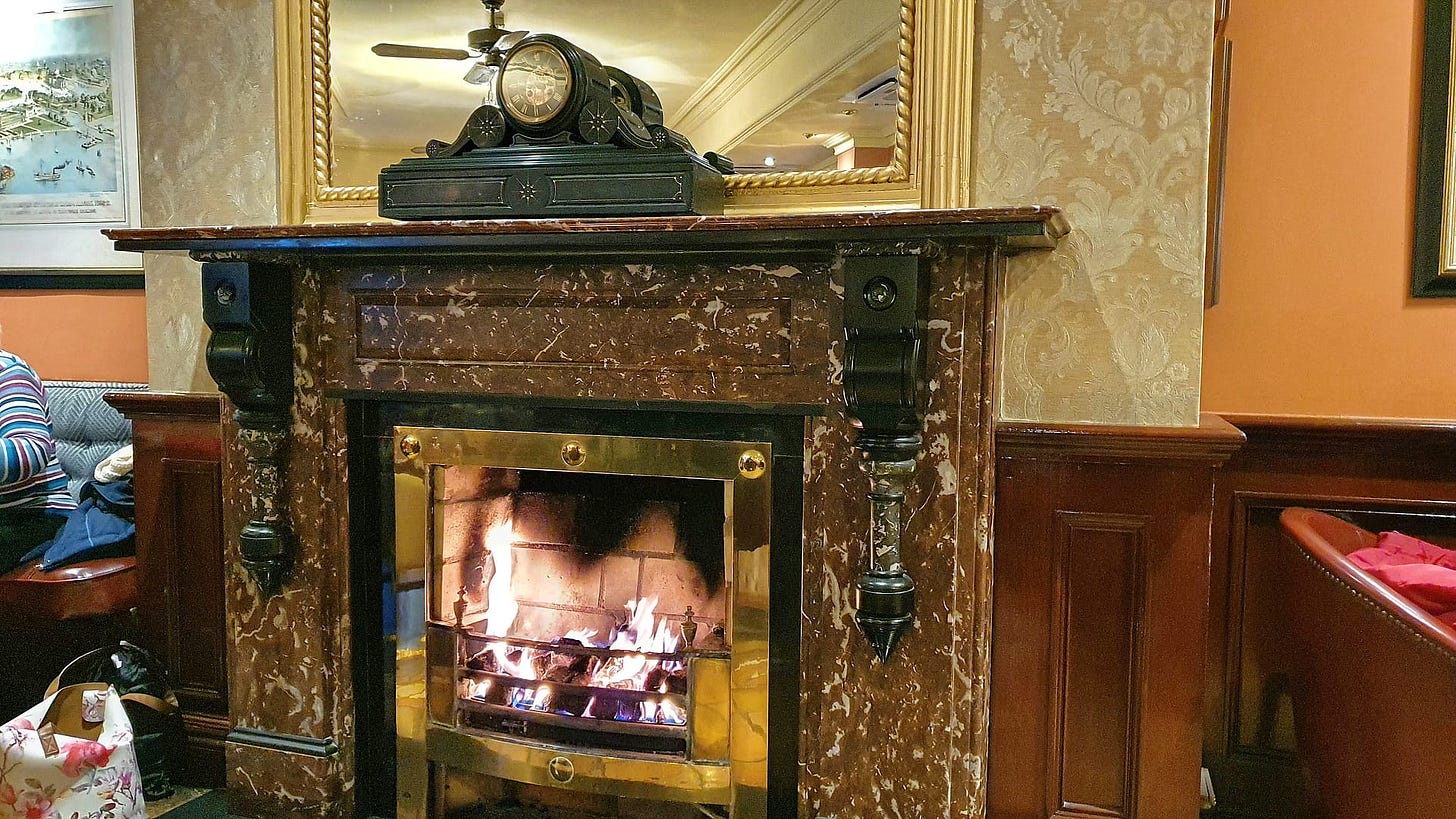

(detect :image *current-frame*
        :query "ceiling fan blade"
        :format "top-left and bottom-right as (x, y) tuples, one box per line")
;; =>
(493, 31), (528, 51)
(371, 43), (473, 60)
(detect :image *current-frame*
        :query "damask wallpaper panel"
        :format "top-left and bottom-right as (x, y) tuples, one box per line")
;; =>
(977, 0), (1214, 426)
(134, 0), (280, 392)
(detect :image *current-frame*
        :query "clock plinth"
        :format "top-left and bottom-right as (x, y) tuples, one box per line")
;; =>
(379, 144), (726, 219)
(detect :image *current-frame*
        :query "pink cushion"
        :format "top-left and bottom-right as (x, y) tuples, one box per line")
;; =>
(1349, 532), (1456, 621)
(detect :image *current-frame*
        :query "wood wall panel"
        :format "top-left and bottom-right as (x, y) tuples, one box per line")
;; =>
(163, 460), (228, 715)
(989, 416), (1242, 819)
(1203, 415), (1456, 818)
(107, 392), (229, 787)
(1053, 513), (1147, 818)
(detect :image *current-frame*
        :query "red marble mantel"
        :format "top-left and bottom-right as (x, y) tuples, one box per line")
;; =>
(107, 206), (1068, 248)
(109, 208), (1063, 818)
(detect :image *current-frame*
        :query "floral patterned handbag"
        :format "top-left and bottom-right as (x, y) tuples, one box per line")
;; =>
(0, 683), (145, 819)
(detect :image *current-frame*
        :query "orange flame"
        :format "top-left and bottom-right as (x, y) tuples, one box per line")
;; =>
(468, 524), (689, 726)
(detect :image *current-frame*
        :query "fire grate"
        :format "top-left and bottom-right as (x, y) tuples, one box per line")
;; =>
(460, 699), (688, 756)
(448, 627), (730, 756)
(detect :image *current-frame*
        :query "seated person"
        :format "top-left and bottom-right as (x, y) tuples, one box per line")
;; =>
(0, 350), (76, 571)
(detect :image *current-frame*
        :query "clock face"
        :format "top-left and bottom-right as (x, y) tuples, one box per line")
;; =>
(500, 42), (573, 126)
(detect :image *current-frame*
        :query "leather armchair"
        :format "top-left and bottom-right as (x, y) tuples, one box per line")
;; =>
(1277, 507), (1456, 818)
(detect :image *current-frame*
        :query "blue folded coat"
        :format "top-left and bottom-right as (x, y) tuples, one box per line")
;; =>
(22, 476), (136, 571)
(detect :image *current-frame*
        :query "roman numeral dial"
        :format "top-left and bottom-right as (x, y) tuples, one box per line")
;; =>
(499, 42), (573, 127)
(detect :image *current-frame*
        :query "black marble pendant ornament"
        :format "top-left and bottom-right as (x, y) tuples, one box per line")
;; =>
(855, 456), (918, 662)
(840, 248), (934, 663)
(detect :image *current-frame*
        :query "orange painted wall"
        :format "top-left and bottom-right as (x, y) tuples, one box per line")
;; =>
(1201, 0), (1456, 420)
(0, 291), (148, 383)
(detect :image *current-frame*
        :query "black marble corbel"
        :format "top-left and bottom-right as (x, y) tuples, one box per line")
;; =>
(202, 261), (295, 595)
(840, 247), (933, 663)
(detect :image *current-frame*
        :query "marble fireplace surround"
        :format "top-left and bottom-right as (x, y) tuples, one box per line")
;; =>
(109, 208), (1065, 818)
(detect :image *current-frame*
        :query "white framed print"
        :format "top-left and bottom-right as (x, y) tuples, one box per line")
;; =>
(0, 0), (142, 278)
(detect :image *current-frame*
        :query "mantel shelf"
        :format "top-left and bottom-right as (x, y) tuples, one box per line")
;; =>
(104, 206), (1067, 258)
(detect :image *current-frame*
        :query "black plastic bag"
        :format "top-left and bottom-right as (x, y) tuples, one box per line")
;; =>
(50, 641), (182, 800)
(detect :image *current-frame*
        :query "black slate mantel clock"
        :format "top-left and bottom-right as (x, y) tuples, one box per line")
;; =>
(375, 1), (732, 220)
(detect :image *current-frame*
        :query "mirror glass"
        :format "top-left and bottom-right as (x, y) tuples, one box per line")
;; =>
(327, 0), (901, 188)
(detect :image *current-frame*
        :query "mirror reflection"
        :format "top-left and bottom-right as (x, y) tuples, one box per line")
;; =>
(328, 0), (901, 187)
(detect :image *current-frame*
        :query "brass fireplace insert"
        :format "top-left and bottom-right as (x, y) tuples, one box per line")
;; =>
(393, 427), (773, 818)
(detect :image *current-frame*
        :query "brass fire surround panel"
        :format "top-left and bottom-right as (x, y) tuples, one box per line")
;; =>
(394, 427), (772, 818)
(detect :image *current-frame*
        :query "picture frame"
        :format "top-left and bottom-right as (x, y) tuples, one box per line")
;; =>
(0, 0), (142, 286)
(1413, 0), (1456, 297)
(1205, 0), (1231, 308)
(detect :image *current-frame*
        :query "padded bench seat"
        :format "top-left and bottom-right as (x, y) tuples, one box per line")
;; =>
(0, 381), (146, 621)
(0, 556), (136, 622)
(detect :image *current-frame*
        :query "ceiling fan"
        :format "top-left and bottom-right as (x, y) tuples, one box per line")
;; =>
(370, 0), (526, 85)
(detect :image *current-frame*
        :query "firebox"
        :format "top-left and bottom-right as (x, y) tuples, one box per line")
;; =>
(393, 426), (776, 817)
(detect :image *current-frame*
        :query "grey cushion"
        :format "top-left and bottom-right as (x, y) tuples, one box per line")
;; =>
(43, 381), (147, 500)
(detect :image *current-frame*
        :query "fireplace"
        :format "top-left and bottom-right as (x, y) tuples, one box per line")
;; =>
(393, 425), (778, 816)
(107, 209), (1065, 818)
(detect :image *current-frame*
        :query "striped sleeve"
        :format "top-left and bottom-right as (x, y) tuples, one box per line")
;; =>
(0, 354), (74, 511)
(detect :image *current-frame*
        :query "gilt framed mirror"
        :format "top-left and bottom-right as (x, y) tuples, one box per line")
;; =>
(1413, 0), (1456, 296)
(277, 0), (973, 222)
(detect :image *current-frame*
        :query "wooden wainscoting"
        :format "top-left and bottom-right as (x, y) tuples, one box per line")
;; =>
(1202, 415), (1456, 818)
(989, 416), (1244, 819)
(106, 392), (229, 787)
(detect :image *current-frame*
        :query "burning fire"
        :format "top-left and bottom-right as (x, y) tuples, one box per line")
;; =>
(483, 522), (517, 639)
(463, 523), (690, 727)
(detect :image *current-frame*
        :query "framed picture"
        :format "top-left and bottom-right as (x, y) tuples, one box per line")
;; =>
(1413, 0), (1456, 297)
(1205, 0), (1231, 308)
(0, 0), (142, 286)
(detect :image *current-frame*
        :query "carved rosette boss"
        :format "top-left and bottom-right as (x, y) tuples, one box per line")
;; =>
(839, 244), (935, 663)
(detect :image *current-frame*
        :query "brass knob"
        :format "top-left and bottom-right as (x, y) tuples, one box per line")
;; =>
(738, 449), (767, 479)
(561, 441), (587, 467)
(399, 435), (422, 458)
